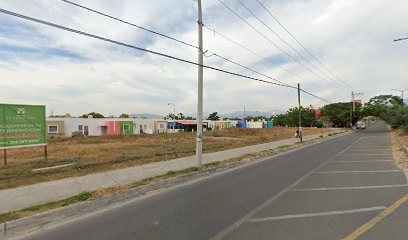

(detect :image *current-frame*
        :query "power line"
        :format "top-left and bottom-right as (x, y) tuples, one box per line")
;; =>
(59, 0), (329, 102)
(206, 52), (293, 88)
(236, 0), (349, 91)
(59, 0), (318, 91)
(217, 0), (348, 91)
(202, 25), (322, 90)
(0, 7), (330, 103)
(58, 0), (305, 93)
(59, 0), (199, 50)
(255, 0), (352, 90)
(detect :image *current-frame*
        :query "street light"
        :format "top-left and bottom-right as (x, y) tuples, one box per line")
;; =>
(167, 102), (176, 119)
(390, 88), (408, 104)
(393, 37), (408, 42)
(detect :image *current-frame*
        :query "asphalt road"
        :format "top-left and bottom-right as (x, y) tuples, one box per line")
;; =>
(22, 123), (408, 240)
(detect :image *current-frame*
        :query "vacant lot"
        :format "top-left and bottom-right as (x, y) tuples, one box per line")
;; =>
(0, 127), (334, 190)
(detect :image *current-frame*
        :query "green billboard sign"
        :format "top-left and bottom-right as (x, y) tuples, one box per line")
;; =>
(0, 104), (46, 149)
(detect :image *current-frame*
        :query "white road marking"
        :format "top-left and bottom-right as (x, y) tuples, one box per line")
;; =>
(330, 160), (393, 162)
(351, 146), (391, 148)
(248, 206), (386, 222)
(314, 170), (401, 174)
(293, 184), (408, 191)
(209, 137), (365, 240)
(343, 153), (392, 156)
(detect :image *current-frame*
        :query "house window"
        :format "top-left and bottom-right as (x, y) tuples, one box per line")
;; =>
(48, 125), (59, 134)
(159, 123), (165, 129)
(123, 124), (130, 131)
(78, 125), (83, 131)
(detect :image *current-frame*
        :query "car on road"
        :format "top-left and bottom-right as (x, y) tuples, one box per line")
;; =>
(356, 121), (366, 129)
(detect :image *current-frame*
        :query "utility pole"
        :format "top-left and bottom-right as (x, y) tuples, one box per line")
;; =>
(350, 91), (363, 128)
(350, 91), (354, 129)
(298, 83), (302, 143)
(196, 0), (204, 167)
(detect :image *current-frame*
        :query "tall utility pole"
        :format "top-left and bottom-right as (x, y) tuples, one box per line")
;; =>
(390, 88), (407, 104)
(297, 83), (302, 143)
(350, 91), (354, 128)
(350, 91), (363, 127)
(196, 0), (204, 167)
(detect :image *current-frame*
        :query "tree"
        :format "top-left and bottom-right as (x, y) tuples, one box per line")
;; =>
(165, 113), (186, 120)
(244, 115), (266, 122)
(284, 107), (317, 127)
(119, 113), (130, 118)
(207, 112), (220, 120)
(320, 102), (352, 127)
(272, 114), (286, 126)
(361, 95), (402, 118)
(81, 112), (105, 118)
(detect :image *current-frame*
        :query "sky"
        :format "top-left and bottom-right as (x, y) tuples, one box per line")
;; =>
(0, 0), (407, 117)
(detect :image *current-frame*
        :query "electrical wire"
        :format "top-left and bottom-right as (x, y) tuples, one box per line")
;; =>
(207, 53), (330, 102)
(59, 0), (199, 50)
(59, 0), (322, 95)
(217, 0), (348, 91)
(255, 0), (352, 89)
(202, 25), (323, 91)
(0, 7), (330, 103)
(236, 0), (349, 90)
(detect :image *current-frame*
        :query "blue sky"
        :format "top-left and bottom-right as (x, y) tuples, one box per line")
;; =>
(0, 0), (407, 116)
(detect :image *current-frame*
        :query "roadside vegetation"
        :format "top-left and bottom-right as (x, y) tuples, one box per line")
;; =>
(0, 127), (332, 190)
(360, 95), (408, 132)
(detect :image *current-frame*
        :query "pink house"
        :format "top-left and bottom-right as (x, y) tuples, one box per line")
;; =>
(106, 121), (120, 135)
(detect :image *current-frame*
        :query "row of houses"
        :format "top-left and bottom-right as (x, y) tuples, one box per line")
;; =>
(46, 117), (274, 137)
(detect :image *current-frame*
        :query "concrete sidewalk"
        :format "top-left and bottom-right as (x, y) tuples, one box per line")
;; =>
(0, 131), (343, 214)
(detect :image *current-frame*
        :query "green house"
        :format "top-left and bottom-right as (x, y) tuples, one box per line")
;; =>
(120, 121), (134, 135)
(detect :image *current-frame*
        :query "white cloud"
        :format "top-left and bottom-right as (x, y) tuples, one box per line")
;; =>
(0, 0), (407, 117)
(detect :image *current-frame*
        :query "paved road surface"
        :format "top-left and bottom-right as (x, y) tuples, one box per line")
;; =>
(22, 123), (408, 240)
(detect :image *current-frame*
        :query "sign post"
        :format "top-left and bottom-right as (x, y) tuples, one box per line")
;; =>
(0, 104), (47, 165)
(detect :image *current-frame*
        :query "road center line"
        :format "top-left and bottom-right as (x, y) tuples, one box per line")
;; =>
(248, 206), (386, 223)
(343, 153), (392, 156)
(293, 184), (408, 191)
(314, 170), (401, 174)
(343, 194), (408, 240)
(330, 160), (393, 162)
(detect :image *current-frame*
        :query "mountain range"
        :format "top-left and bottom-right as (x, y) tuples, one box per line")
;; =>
(130, 110), (286, 119)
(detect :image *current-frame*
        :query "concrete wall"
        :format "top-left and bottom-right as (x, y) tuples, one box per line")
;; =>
(133, 118), (156, 134)
(46, 117), (140, 137)
(46, 120), (65, 136)
(154, 120), (168, 133)
(247, 121), (263, 129)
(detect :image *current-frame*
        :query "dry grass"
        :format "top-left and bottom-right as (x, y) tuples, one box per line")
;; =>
(0, 127), (333, 190)
(390, 129), (408, 169)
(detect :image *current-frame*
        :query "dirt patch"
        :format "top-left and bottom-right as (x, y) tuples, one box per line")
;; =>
(390, 129), (408, 169)
(0, 127), (334, 190)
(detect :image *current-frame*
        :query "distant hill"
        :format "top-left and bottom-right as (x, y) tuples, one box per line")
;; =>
(131, 113), (163, 119)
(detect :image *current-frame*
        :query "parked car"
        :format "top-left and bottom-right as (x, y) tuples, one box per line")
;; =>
(356, 121), (366, 129)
